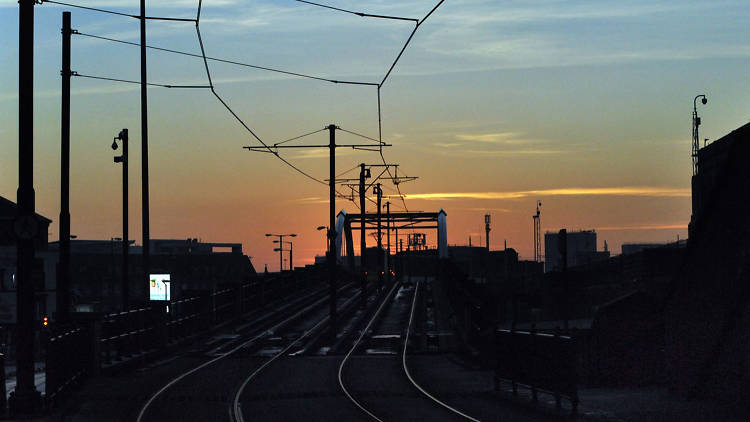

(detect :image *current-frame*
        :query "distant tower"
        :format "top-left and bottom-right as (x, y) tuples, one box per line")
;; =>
(533, 201), (542, 262)
(484, 214), (491, 251)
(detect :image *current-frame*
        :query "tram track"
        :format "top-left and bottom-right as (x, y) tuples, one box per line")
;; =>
(136, 281), (358, 422)
(338, 277), (481, 422)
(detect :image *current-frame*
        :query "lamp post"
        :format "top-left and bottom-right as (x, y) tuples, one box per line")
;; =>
(112, 129), (129, 311)
(316, 226), (328, 252)
(274, 240), (293, 271)
(266, 233), (296, 272)
(693, 94), (708, 176)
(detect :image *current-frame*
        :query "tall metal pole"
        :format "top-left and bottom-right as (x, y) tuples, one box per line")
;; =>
(13, 0), (41, 414)
(328, 124), (337, 335)
(485, 214), (491, 251)
(58, 11), (72, 324)
(386, 201), (391, 284)
(114, 129), (129, 311)
(376, 183), (382, 292)
(278, 235), (283, 272)
(289, 241), (293, 271)
(140, 0), (151, 304)
(359, 163), (367, 308)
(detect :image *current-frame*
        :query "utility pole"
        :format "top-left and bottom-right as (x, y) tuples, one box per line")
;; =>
(140, 0), (151, 304)
(374, 183), (383, 292)
(58, 11), (72, 324)
(244, 128), (391, 333)
(112, 129), (129, 311)
(358, 163), (369, 309)
(533, 201), (542, 263)
(328, 124), (337, 336)
(386, 201), (391, 284)
(12, 0), (42, 415)
(484, 214), (491, 251)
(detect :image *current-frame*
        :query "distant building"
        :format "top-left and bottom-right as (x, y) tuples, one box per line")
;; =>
(621, 241), (686, 255)
(46, 238), (255, 313)
(544, 229), (609, 272)
(0, 196), (55, 327)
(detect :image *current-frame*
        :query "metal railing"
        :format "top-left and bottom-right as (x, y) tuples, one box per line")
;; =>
(495, 328), (578, 411)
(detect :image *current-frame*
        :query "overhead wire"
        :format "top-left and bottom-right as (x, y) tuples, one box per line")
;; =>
(40, 0), (136, 18)
(293, 0), (419, 22)
(73, 32), (377, 86)
(192, 13), (358, 204)
(71, 72), (210, 89)
(52, 0), (444, 215)
(274, 128), (327, 146)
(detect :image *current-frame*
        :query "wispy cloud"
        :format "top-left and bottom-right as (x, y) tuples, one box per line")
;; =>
(456, 132), (531, 144)
(401, 186), (690, 201)
(289, 197), (327, 204)
(596, 222), (687, 231)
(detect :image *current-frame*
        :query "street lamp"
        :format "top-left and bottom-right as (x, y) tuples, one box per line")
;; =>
(266, 233), (296, 272)
(274, 240), (294, 271)
(112, 129), (129, 311)
(693, 94), (708, 176)
(316, 226), (328, 256)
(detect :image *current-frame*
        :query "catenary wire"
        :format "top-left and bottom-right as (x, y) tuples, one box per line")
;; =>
(73, 32), (377, 86)
(41, 0), (136, 18)
(72, 72), (210, 89)
(293, 0), (418, 22)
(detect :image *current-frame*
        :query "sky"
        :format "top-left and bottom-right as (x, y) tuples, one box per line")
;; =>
(1, 0), (750, 270)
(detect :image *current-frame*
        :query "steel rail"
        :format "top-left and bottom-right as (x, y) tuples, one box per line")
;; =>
(136, 282), (354, 422)
(337, 280), (401, 421)
(402, 280), (481, 422)
(231, 288), (364, 421)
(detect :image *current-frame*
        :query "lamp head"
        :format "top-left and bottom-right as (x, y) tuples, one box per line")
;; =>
(111, 139), (119, 150)
(702, 97), (707, 104)
(290, 234), (297, 237)
(265, 234), (272, 237)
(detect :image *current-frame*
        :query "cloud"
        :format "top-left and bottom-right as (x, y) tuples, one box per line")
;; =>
(402, 186), (690, 201)
(596, 223), (687, 231)
(456, 132), (530, 144)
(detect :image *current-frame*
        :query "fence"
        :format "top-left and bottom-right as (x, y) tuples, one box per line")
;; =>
(495, 328), (578, 411)
(45, 323), (93, 405)
(41, 267), (329, 409)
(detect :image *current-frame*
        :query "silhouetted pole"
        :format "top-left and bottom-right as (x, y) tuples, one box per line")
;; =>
(140, 0), (151, 303)
(58, 11), (72, 324)
(328, 124), (337, 336)
(289, 241), (293, 271)
(13, 0), (42, 414)
(485, 214), (491, 251)
(559, 229), (569, 332)
(386, 201), (391, 284)
(266, 233), (296, 271)
(113, 129), (129, 311)
(359, 163), (367, 308)
(375, 183), (383, 292)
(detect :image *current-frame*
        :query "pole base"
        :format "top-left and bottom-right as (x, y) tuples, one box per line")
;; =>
(8, 389), (44, 418)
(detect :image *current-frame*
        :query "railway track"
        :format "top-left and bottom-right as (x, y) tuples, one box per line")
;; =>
(337, 277), (481, 421)
(136, 282), (360, 422)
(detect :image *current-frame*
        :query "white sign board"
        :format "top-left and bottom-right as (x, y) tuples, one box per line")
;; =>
(149, 274), (171, 301)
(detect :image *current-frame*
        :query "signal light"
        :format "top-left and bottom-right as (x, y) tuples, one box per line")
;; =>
(42, 316), (48, 327)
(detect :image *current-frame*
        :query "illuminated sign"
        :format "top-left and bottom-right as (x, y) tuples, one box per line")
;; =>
(149, 274), (171, 301)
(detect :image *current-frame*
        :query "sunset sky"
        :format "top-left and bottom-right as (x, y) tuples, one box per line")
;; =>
(2, 0), (750, 270)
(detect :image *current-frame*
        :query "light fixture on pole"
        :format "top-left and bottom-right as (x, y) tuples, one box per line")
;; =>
(266, 233), (296, 272)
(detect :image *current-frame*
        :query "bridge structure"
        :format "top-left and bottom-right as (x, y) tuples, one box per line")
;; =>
(333, 209), (448, 268)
